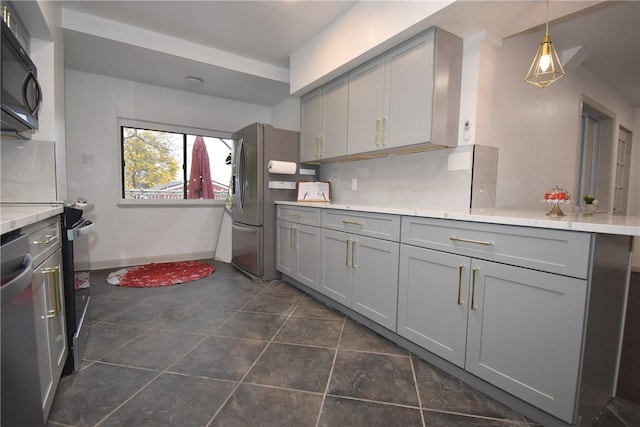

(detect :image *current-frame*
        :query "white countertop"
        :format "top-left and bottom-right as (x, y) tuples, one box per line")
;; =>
(276, 201), (640, 237)
(1, 204), (64, 235)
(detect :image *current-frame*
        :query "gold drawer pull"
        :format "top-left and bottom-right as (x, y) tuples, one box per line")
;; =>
(449, 236), (493, 246)
(288, 213), (302, 219)
(32, 234), (57, 245)
(342, 220), (364, 227)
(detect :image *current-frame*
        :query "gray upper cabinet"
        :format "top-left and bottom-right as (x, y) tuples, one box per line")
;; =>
(300, 75), (348, 163)
(301, 27), (462, 163)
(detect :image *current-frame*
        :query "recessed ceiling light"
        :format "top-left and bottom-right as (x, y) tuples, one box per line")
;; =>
(185, 76), (204, 87)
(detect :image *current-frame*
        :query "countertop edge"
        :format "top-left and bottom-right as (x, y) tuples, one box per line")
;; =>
(275, 201), (640, 237)
(1, 205), (64, 235)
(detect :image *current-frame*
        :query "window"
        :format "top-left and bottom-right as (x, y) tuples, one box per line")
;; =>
(120, 120), (232, 202)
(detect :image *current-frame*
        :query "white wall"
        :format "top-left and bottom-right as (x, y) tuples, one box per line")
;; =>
(482, 29), (637, 212)
(65, 69), (271, 269)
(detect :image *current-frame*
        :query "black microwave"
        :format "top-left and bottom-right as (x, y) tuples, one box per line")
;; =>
(1, 18), (42, 139)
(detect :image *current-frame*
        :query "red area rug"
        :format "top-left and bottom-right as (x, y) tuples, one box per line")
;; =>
(108, 261), (215, 288)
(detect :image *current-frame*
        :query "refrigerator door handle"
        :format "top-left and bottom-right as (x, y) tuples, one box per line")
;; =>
(237, 138), (245, 213)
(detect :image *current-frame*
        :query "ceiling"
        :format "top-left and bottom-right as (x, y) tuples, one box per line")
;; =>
(57, 1), (639, 107)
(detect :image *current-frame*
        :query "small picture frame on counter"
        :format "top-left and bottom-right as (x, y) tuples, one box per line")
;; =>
(297, 181), (330, 202)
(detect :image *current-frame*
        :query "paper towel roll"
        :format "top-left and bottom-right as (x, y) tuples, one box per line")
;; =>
(267, 160), (297, 175)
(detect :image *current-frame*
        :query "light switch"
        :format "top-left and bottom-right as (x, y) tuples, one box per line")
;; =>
(82, 153), (94, 164)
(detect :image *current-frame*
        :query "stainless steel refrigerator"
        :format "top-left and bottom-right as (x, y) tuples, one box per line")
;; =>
(231, 123), (300, 281)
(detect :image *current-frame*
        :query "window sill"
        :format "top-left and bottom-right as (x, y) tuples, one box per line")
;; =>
(117, 199), (227, 208)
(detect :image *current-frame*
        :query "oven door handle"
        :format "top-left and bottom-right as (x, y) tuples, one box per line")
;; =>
(67, 222), (95, 241)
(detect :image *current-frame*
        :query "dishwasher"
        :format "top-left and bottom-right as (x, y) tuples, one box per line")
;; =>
(1, 231), (45, 427)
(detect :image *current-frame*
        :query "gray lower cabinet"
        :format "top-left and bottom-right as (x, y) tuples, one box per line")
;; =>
(320, 228), (399, 331)
(399, 216), (590, 423)
(276, 220), (321, 290)
(398, 244), (586, 422)
(466, 259), (586, 423)
(27, 216), (67, 422)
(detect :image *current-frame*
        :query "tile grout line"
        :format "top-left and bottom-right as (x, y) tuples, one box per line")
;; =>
(315, 314), (347, 427)
(204, 282), (308, 427)
(409, 354), (427, 427)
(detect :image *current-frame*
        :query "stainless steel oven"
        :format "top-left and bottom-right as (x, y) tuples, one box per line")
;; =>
(61, 203), (94, 374)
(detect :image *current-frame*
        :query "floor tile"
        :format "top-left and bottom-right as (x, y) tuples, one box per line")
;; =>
(213, 311), (287, 340)
(152, 304), (235, 334)
(168, 336), (267, 381)
(291, 295), (345, 320)
(339, 319), (408, 356)
(328, 350), (418, 406)
(319, 396), (423, 427)
(244, 342), (335, 393)
(274, 316), (344, 348)
(262, 279), (306, 297)
(607, 398), (640, 426)
(413, 357), (525, 421)
(210, 383), (323, 427)
(422, 410), (528, 426)
(48, 362), (158, 426)
(101, 329), (205, 371)
(82, 322), (145, 361)
(98, 373), (235, 426)
(240, 292), (303, 315)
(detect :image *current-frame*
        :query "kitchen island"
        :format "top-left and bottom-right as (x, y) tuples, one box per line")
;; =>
(275, 201), (639, 427)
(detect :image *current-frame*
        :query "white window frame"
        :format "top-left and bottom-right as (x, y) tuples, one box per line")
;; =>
(117, 118), (232, 207)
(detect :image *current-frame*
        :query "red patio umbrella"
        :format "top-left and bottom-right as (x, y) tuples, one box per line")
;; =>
(188, 136), (215, 199)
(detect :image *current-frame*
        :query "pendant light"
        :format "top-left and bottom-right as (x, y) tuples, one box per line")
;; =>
(525, 0), (565, 88)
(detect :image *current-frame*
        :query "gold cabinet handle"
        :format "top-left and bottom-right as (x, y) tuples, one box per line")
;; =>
(293, 228), (298, 249)
(375, 118), (381, 147)
(43, 266), (61, 318)
(32, 234), (57, 245)
(471, 267), (478, 310)
(351, 240), (357, 269)
(288, 213), (302, 219)
(342, 220), (364, 227)
(457, 264), (463, 305)
(381, 117), (387, 146)
(345, 239), (352, 267)
(450, 236), (493, 246)
(290, 227), (295, 248)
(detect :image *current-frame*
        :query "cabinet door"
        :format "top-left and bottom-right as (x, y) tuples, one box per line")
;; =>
(45, 252), (67, 379)
(351, 235), (400, 331)
(321, 75), (349, 159)
(384, 31), (434, 148)
(347, 58), (385, 155)
(294, 224), (321, 291)
(33, 269), (54, 412)
(276, 220), (296, 277)
(300, 88), (322, 162)
(320, 229), (352, 306)
(466, 259), (586, 423)
(397, 245), (469, 367)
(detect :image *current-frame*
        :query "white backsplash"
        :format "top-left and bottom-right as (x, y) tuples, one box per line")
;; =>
(1, 138), (58, 202)
(319, 145), (498, 210)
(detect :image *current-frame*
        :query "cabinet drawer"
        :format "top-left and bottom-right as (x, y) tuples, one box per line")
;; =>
(401, 217), (591, 278)
(277, 205), (321, 226)
(323, 209), (400, 241)
(24, 217), (61, 266)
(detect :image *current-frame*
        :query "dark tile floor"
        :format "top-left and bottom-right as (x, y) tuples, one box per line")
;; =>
(47, 261), (640, 427)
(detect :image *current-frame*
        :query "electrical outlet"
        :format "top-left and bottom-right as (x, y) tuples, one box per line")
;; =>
(82, 153), (94, 164)
(351, 178), (357, 191)
(448, 152), (471, 171)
